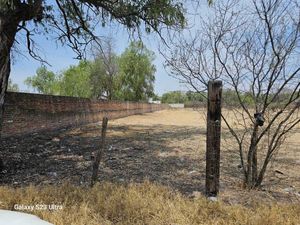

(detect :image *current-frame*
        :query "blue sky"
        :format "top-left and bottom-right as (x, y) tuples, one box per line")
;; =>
(10, 0), (212, 95)
(10, 18), (189, 96)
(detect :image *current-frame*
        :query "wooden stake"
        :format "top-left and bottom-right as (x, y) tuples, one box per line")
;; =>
(205, 80), (222, 197)
(91, 117), (108, 187)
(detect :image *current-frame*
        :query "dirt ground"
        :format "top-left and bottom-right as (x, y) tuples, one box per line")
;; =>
(0, 109), (299, 205)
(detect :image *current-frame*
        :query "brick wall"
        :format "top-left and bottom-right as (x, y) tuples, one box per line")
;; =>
(1, 92), (168, 137)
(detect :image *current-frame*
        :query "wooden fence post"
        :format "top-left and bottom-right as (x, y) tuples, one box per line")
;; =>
(91, 117), (108, 187)
(206, 80), (222, 197)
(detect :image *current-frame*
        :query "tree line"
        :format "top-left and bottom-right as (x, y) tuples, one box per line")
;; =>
(23, 41), (156, 102)
(158, 89), (294, 108)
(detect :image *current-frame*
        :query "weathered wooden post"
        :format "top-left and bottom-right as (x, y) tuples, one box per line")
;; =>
(91, 117), (108, 187)
(206, 80), (222, 197)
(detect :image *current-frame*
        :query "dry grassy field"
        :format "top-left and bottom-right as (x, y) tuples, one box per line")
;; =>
(1, 182), (300, 225)
(0, 108), (299, 224)
(108, 108), (300, 204)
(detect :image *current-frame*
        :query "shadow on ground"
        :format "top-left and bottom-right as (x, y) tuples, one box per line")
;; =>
(0, 121), (236, 195)
(0, 121), (299, 203)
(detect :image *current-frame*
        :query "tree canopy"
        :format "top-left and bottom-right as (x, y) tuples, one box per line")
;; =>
(0, 0), (186, 60)
(161, 91), (187, 104)
(117, 41), (156, 101)
(24, 66), (58, 95)
(59, 61), (92, 98)
(25, 41), (156, 101)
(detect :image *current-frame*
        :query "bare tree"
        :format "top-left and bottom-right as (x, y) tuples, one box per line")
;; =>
(163, 0), (300, 188)
(90, 38), (119, 100)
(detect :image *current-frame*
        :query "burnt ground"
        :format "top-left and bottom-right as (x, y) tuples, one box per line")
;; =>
(0, 109), (300, 205)
(0, 124), (206, 193)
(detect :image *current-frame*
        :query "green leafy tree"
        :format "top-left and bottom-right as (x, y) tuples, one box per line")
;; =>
(59, 61), (92, 98)
(186, 91), (206, 102)
(152, 94), (161, 101)
(222, 89), (255, 107)
(117, 41), (156, 101)
(25, 66), (59, 95)
(7, 79), (19, 92)
(161, 91), (187, 104)
(184, 91), (206, 107)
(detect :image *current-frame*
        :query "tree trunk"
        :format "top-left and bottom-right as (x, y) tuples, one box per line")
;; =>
(252, 145), (258, 183)
(0, 17), (19, 170)
(246, 124), (259, 188)
(256, 158), (268, 187)
(255, 149), (273, 187)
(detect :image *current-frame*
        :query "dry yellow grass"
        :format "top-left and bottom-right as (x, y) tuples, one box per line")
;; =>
(0, 181), (299, 225)
(109, 109), (300, 203)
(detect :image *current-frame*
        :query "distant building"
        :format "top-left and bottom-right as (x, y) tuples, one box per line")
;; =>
(148, 98), (161, 104)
